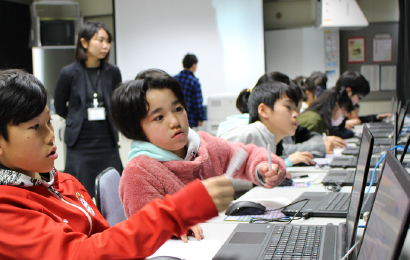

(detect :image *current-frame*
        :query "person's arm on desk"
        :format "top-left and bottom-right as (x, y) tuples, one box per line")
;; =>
(181, 176), (234, 242)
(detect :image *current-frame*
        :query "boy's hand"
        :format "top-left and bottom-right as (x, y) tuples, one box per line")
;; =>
(288, 151), (315, 165)
(202, 176), (234, 212)
(181, 224), (204, 243)
(324, 135), (347, 154)
(258, 163), (286, 188)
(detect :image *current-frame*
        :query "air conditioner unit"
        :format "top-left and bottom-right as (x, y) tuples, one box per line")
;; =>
(206, 93), (240, 135)
(317, 0), (368, 29)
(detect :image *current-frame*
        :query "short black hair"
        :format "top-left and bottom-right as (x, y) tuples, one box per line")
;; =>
(310, 71), (328, 87)
(110, 69), (187, 141)
(255, 71), (290, 86)
(248, 81), (299, 124)
(236, 89), (251, 113)
(0, 69), (48, 141)
(75, 20), (112, 63)
(182, 54), (198, 69)
(335, 71), (370, 97)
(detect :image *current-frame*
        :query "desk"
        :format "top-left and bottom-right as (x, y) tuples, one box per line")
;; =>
(148, 168), (410, 260)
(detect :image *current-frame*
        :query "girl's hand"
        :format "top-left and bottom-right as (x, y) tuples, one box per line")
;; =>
(202, 176), (234, 212)
(258, 163), (286, 188)
(345, 118), (362, 129)
(180, 224), (204, 243)
(288, 151), (315, 165)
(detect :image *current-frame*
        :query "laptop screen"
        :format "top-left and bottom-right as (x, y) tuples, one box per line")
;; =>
(357, 152), (410, 260)
(346, 124), (373, 250)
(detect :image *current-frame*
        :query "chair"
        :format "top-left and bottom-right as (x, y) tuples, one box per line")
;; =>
(95, 167), (127, 226)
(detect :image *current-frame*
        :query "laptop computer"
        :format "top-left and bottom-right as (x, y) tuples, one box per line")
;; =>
(213, 151), (410, 260)
(356, 107), (406, 139)
(338, 110), (400, 165)
(213, 134), (372, 260)
(329, 155), (381, 168)
(324, 119), (410, 186)
(356, 151), (410, 260)
(213, 175), (368, 260)
(342, 145), (389, 156)
(323, 125), (381, 186)
(281, 125), (374, 218)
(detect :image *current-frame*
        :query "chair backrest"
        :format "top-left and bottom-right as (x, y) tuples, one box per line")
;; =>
(95, 167), (127, 226)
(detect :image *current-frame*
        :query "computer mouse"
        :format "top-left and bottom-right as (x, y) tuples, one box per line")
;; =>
(149, 256), (182, 260)
(225, 201), (266, 215)
(278, 178), (293, 186)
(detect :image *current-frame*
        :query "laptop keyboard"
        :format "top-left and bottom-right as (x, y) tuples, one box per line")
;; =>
(263, 225), (321, 260)
(318, 193), (350, 212)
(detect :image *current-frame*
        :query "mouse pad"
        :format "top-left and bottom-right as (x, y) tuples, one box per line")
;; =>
(224, 209), (286, 222)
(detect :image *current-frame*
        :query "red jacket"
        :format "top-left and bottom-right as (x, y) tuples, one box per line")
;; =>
(0, 169), (217, 260)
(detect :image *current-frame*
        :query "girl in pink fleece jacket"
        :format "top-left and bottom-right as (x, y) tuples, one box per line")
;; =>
(110, 69), (287, 240)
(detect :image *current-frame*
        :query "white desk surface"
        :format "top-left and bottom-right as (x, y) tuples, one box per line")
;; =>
(148, 165), (410, 260)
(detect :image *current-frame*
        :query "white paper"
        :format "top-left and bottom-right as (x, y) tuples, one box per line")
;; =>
(380, 65), (397, 91)
(148, 239), (223, 260)
(361, 64), (380, 91)
(373, 34), (392, 62)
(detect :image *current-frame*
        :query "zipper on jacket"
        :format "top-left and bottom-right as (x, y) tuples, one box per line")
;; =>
(47, 185), (93, 236)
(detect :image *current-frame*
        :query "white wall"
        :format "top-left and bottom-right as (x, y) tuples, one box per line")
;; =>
(114, 0), (265, 103)
(265, 26), (340, 87)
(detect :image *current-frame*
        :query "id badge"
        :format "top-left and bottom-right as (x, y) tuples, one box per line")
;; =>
(87, 107), (106, 121)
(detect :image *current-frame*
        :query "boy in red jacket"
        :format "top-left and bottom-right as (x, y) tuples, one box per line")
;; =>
(0, 69), (234, 260)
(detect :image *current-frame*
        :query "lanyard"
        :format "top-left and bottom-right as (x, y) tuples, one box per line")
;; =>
(86, 69), (101, 108)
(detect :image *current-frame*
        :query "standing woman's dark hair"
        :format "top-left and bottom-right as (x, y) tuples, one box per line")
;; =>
(304, 87), (354, 130)
(75, 21), (112, 63)
(54, 20), (123, 197)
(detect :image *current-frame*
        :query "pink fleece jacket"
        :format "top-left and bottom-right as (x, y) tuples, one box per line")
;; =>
(120, 131), (287, 218)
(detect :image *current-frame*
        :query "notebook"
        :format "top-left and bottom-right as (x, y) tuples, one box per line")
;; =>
(213, 137), (372, 260)
(281, 124), (374, 218)
(356, 151), (410, 260)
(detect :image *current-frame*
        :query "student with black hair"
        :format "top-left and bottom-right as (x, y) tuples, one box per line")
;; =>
(298, 86), (353, 144)
(298, 76), (317, 113)
(219, 81), (316, 166)
(54, 20), (122, 197)
(335, 71), (391, 129)
(0, 69), (236, 259)
(310, 71), (328, 97)
(110, 69), (286, 229)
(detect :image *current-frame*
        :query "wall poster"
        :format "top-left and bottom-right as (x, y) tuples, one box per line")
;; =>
(347, 37), (366, 63)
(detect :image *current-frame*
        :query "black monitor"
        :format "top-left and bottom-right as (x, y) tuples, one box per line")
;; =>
(40, 20), (75, 46)
(356, 151), (410, 260)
